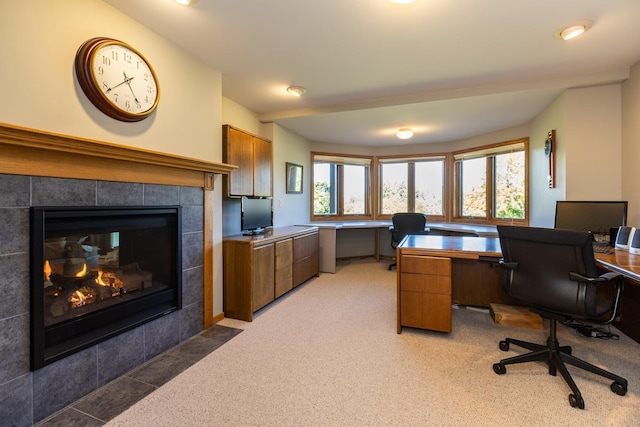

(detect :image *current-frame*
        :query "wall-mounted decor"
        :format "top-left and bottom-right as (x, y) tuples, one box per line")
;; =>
(286, 162), (303, 194)
(545, 130), (556, 188)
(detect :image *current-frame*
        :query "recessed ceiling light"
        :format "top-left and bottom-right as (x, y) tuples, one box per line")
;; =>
(391, 0), (415, 4)
(554, 20), (592, 41)
(396, 128), (414, 139)
(174, 0), (198, 5)
(286, 86), (306, 97)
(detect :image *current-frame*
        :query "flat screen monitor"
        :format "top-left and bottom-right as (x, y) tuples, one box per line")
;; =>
(241, 196), (272, 235)
(554, 201), (627, 240)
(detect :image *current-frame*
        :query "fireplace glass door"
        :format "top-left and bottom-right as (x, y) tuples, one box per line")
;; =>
(31, 206), (182, 369)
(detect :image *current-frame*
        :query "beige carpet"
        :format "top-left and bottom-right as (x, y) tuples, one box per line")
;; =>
(107, 259), (640, 426)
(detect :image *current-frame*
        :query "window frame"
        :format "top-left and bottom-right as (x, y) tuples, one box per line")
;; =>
(376, 154), (448, 221)
(452, 138), (529, 225)
(310, 152), (373, 221)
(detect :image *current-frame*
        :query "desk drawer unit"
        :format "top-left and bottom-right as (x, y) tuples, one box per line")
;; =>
(398, 255), (452, 333)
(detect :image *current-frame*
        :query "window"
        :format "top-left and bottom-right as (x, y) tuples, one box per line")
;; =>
(379, 156), (445, 218)
(312, 153), (372, 219)
(453, 139), (528, 223)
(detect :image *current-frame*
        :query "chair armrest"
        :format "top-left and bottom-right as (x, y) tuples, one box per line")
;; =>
(498, 259), (518, 270)
(569, 271), (622, 284)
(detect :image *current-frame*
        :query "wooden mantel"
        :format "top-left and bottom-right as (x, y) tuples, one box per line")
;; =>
(0, 122), (236, 187)
(0, 122), (237, 328)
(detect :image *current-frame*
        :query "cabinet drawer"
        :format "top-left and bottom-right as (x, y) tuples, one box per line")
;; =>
(400, 255), (450, 275)
(293, 255), (319, 287)
(275, 266), (292, 284)
(400, 291), (452, 332)
(293, 233), (319, 262)
(275, 239), (293, 268)
(401, 273), (451, 294)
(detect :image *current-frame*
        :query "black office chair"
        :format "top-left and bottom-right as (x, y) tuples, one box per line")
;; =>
(388, 213), (429, 271)
(493, 225), (627, 409)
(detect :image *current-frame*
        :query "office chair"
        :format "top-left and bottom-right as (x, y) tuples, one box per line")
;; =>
(388, 213), (429, 271)
(493, 225), (627, 409)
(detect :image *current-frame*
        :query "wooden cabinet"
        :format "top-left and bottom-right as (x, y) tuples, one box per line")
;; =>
(397, 255), (452, 333)
(223, 124), (272, 197)
(275, 239), (293, 298)
(223, 226), (319, 321)
(252, 244), (275, 311)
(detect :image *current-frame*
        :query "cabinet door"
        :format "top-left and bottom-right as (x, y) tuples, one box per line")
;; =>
(252, 244), (275, 311)
(224, 126), (254, 197)
(274, 239), (293, 298)
(253, 136), (272, 197)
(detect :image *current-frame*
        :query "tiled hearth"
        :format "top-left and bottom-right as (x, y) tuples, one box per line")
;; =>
(0, 173), (206, 425)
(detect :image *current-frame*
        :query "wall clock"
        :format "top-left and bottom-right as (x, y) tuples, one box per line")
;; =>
(75, 37), (160, 122)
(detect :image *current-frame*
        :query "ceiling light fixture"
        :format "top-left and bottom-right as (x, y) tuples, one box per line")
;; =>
(391, 0), (415, 4)
(396, 128), (414, 139)
(286, 86), (306, 97)
(554, 20), (592, 41)
(174, 0), (198, 5)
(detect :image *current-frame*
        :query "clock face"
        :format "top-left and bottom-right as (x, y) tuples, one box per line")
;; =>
(75, 38), (160, 122)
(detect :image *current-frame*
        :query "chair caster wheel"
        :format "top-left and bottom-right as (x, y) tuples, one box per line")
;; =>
(493, 363), (506, 375)
(499, 340), (509, 351)
(569, 394), (585, 409)
(611, 382), (627, 396)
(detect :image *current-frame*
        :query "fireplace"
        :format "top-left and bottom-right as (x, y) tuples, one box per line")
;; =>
(30, 206), (182, 369)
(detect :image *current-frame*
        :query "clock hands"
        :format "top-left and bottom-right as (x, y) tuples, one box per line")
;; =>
(122, 72), (141, 106)
(104, 72), (141, 108)
(105, 72), (133, 93)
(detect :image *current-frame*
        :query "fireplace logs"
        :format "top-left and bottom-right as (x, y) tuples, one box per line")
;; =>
(44, 262), (153, 320)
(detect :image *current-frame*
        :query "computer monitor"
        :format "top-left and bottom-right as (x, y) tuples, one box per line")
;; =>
(554, 201), (628, 243)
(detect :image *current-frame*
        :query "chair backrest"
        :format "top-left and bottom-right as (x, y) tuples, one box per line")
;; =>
(391, 213), (427, 246)
(497, 225), (615, 319)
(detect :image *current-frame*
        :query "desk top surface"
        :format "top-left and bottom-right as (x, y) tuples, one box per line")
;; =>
(595, 251), (640, 283)
(301, 221), (498, 236)
(399, 234), (640, 283)
(399, 235), (502, 259)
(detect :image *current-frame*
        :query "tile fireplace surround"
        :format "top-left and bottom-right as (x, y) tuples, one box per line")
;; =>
(0, 123), (234, 426)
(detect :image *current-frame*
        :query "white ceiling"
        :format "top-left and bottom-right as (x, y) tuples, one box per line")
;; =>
(104, 0), (640, 147)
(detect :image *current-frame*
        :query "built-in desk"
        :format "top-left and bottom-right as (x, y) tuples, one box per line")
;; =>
(300, 221), (498, 273)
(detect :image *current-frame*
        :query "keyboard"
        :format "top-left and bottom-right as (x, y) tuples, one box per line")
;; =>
(592, 242), (613, 254)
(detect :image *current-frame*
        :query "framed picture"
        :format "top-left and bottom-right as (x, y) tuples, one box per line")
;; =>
(286, 162), (303, 194)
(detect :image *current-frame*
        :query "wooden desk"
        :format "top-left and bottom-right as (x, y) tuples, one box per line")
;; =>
(397, 235), (640, 343)
(595, 250), (640, 343)
(397, 235), (517, 333)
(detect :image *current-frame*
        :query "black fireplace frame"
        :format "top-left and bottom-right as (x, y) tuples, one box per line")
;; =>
(30, 206), (182, 370)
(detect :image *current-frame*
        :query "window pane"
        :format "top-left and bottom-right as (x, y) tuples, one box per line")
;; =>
(343, 164), (366, 214)
(494, 152), (525, 219)
(415, 161), (444, 216)
(313, 163), (337, 215)
(460, 158), (486, 217)
(381, 163), (408, 214)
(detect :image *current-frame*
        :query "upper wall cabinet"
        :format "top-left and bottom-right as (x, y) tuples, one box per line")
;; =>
(223, 125), (273, 197)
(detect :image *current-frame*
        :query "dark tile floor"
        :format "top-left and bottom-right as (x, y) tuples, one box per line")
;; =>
(35, 324), (243, 426)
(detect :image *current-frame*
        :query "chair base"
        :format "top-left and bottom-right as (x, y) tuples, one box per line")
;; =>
(492, 320), (627, 409)
(388, 262), (396, 271)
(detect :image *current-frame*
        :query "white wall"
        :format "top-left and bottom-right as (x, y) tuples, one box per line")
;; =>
(0, 0), (226, 317)
(271, 125), (312, 227)
(529, 85), (623, 227)
(565, 85), (622, 200)
(622, 61), (640, 227)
